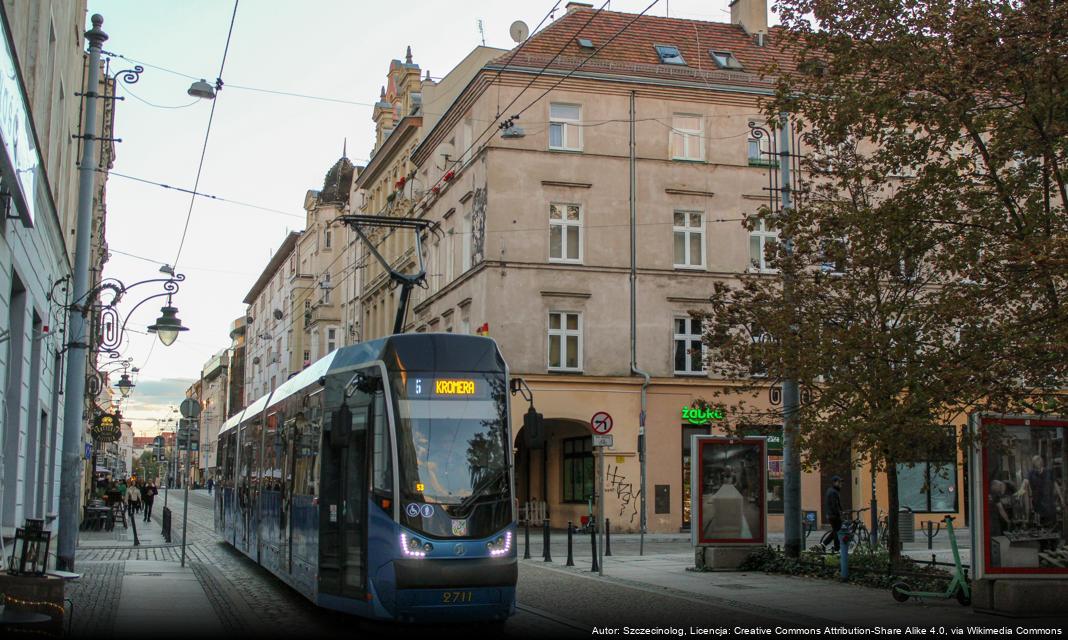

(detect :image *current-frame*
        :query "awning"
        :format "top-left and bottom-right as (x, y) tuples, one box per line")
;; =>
(94, 467), (113, 474)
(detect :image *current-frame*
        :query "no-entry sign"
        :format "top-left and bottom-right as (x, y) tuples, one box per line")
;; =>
(590, 411), (613, 434)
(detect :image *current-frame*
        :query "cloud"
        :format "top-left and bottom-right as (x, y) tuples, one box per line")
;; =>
(120, 377), (195, 435)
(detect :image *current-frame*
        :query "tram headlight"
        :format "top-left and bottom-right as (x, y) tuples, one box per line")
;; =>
(400, 532), (427, 558)
(486, 531), (513, 556)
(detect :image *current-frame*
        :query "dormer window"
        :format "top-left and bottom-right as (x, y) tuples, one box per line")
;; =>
(577, 38), (594, 49)
(710, 50), (743, 70)
(655, 45), (686, 65)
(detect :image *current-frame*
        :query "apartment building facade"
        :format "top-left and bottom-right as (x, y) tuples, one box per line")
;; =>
(349, 2), (969, 534)
(243, 232), (300, 403)
(0, 1), (115, 538)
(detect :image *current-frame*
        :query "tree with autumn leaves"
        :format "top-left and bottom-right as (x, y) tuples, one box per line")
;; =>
(697, 0), (1067, 562)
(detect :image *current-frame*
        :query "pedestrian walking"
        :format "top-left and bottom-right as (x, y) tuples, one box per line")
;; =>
(126, 481), (142, 518)
(207, 478), (214, 495)
(143, 481), (157, 522)
(824, 475), (844, 552)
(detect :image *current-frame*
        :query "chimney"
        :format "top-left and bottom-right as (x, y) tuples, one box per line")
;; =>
(566, 2), (594, 14)
(730, 0), (768, 36)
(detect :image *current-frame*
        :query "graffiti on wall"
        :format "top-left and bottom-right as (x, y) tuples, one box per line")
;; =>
(606, 464), (642, 524)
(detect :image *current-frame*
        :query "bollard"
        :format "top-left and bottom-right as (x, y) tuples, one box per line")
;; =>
(566, 522), (575, 566)
(922, 520), (942, 551)
(523, 520), (531, 560)
(542, 518), (552, 562)
(838, 523), (850, 581)
(590, 523), (599, 573)
(605, 518), (612, 557)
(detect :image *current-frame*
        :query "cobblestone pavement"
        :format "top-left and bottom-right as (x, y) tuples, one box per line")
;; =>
(66, 561), (124, 638)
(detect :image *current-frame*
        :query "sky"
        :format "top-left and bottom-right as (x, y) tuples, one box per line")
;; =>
(86, 0), (749, 434)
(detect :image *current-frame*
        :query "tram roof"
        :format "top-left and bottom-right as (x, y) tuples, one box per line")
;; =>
(219, 333), (503, 436)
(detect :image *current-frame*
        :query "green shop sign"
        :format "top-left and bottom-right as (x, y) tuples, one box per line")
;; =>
(682, 406), (725, 425)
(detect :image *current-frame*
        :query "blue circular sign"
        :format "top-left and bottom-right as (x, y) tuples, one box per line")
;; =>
(420, 504), (434, 518)
(405, 503), (420, 518)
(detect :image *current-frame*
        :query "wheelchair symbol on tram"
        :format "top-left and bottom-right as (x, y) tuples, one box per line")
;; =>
(406, 503), (420, 518)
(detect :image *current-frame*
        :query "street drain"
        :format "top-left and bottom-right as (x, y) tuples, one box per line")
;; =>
(712, 583), (758, 590)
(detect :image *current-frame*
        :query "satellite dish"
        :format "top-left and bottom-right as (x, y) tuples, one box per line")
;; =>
(273, 309), (284, 320)
(509, 20), (529, 43)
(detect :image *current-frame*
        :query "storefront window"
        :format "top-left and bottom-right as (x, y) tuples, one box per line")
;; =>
(743, 425), (784, 514)
(682, 426), (711, 529)
(897, 427), (957, 513)
(982, 418), (1065, 573)
(562, 437), (594, 503)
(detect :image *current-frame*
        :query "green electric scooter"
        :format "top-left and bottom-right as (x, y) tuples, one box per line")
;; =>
(891, 515), (971, 606)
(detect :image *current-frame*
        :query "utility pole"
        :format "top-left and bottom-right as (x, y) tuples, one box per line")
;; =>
(779, 115), (802, 559)
(57, 15), (108, 571)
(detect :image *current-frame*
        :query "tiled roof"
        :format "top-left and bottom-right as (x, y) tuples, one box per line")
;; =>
(491, 8), (796, 89)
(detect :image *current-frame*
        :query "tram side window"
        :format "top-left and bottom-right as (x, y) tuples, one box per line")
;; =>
(293, 395), (322, 497)
(263, 413), (281, 492)
(372, 389), (392, 495)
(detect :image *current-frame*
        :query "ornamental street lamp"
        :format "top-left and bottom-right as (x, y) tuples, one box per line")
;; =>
(116, 372), (135, 398)
(147, 304), (188, 346)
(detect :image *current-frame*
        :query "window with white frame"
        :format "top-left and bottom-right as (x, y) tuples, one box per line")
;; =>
(462, 119), (474, 164)
(747, 134), (777, 166)
(673, 317), (706, 375)
(460, 306), (471, 334)
(749, 218), (778, 272)
(548, 311), (582, 371)
(549, 103), (582, 151)
(327, 327), (337, 353)
(321, 273), (332, 304)
(549, 203), (582, 262)
(671, 114), (704, 161)
(673, 211), (705, 268)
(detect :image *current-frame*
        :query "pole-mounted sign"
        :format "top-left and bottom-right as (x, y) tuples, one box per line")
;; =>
(590, 411), (613, 435)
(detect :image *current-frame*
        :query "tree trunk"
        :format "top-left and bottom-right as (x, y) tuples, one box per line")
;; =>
(886, 460), (903, 566)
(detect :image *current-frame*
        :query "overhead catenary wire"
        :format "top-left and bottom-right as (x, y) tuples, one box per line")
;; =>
(171, 0), (240, 271)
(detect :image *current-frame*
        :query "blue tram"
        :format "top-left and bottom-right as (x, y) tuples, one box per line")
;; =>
(214, 333), (517, 622)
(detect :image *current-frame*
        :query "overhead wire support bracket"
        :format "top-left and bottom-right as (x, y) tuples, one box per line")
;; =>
(334, 215), (434, 335)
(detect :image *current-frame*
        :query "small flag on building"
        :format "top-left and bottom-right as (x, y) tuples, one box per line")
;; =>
(476, 322), (490, 336)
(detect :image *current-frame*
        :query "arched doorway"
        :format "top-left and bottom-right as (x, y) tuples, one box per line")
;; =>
(514, 418), (591, 524)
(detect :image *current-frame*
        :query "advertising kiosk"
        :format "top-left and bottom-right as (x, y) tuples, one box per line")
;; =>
(969, 414), (1068, 614)
(691, 436), (768, 570)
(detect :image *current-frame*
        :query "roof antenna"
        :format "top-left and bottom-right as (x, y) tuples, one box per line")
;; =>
(477, 19), (486, 46)
(343, 137), (347, 158)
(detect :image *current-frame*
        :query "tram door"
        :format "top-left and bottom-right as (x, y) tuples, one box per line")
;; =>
(320, 396), (368, 598)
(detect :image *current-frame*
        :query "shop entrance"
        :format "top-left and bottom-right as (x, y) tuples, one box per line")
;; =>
(682, 425), (711, 530)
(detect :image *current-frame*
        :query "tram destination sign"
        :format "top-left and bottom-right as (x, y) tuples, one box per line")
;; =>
(407, 377), (487, 398)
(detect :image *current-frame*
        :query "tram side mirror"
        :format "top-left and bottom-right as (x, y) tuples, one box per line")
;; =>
(329, 403), (353, 449)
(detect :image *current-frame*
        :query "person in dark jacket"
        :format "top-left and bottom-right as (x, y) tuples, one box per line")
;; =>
(825, 475), (844, 551)
(142, 481), (158, 522)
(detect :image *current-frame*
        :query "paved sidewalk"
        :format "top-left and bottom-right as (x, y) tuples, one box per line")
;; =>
(524, 550), (1067, 629)
(70, 507), (226, 638)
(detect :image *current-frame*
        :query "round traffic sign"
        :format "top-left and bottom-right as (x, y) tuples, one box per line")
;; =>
(179, 397), (201, 419)
(590, 411), (613, 434)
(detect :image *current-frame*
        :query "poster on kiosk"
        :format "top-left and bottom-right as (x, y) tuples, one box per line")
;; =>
(970, 414), (1068, 580)
(691, 436), (768, 547)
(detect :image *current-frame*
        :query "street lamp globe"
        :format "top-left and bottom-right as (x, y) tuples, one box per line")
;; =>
(116, 373), (135, 398)
(147, 305), (188, 346)
(187, 79), (216, 100)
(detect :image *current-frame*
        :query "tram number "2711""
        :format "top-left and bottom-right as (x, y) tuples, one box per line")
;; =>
(441, 591), (474, 604)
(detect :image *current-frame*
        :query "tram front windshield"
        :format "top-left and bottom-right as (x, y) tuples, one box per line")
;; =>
(392, 373), (511, 539)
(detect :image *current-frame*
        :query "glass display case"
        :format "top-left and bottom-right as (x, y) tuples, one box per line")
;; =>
(973, 415), (1067, 577)
(692, 436), (767, 545)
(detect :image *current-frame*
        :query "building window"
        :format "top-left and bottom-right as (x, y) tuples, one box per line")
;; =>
(749, 218), (778, 272)
(750, 326), (769, 377)
(748, 135), (776, 166)
(289, 255), (295, 276)
(674, 317), (706, 375)
(548, 311), (582, 371)
(896, 428), (957, 513)
(321, 273), (332, 304)
(549, 103), (582, 151)
(655, 44), (686, 65)
(562, 437), (594, 503)
(671, 115), (704, 161)
(709, 50), (743, 70)
(549, 203), (582, 263)
(460, 306), (470, 334)
(462, 119), (474, 164)
(324, 229), (332, 249)
(327, 327), (337, 353)
(673, 211), (704, 269)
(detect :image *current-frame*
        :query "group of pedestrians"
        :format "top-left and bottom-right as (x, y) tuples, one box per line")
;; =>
(102, 478), (159, 522)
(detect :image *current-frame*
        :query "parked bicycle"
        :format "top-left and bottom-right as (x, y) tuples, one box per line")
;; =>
(819, 507), (873, 553)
